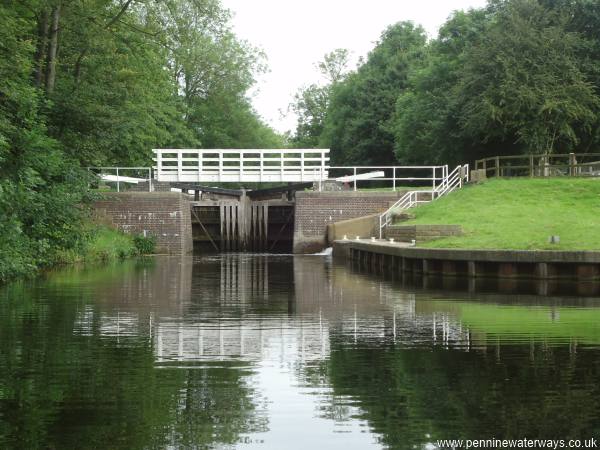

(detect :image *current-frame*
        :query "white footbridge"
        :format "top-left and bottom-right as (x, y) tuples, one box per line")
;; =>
(153, 148), (330, 183)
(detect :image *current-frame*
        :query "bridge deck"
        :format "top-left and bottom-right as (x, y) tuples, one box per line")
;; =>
(153, 148), (329, 183)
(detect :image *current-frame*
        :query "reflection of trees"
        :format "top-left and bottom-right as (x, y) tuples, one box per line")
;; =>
(0, 272), (264, 449)
(166, 367), (267, 449)
(323, 341), (600, 449)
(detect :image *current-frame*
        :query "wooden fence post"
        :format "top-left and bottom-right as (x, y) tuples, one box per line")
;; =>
(529, 155), (534, 177)
(569, 153), (577, 176)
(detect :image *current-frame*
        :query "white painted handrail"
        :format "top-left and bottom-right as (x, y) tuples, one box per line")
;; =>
(88, 166), (153, 192)
(153, 149), (330, 183)
(378, 164), (469, 238)
(329, 165), (447, 191)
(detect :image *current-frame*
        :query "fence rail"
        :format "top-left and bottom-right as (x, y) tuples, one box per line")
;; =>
(474, 153), (600, 178)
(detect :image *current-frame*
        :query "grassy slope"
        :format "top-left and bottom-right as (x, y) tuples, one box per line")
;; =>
(84, 227), (139, 261)
(400, 178), (600, 250)
(53, 226), (138, 265)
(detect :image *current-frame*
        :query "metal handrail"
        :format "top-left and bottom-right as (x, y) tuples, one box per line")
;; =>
(88, 166), (153, 192)
(327, 165), (447, 191)
(378, 164), (469, 238)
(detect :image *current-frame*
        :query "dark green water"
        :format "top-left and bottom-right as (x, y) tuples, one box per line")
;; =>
(1, 255), (600, 449)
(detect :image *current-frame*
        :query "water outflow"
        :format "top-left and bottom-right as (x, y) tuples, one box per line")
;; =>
(311, 247), (333, 256)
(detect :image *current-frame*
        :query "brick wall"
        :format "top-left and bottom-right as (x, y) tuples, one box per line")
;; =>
(385, 224), (463, 243)
(293, 191), (408, 253)
(129, 181), (172, 192)
(93, 192), (193, 255)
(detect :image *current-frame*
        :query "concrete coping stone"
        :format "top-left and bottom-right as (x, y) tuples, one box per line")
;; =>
(99, 192), (184, 198)
(295, 191), (410, 198)
(388, 224), (462, 230)
(334, 240), (600, 264)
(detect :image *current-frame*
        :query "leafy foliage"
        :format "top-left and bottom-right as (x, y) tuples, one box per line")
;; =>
(293, 1), (600, 166)
(456, 0), (599, 155)
(0, 0), (282, 281)
(289, 49), (350, 149)
(321, 22), (427, 165)
(133, 234), (156, 255)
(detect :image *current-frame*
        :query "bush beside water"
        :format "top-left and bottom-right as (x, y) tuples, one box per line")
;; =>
(133, 235), (156, 255)
(1, 225), (155, 283)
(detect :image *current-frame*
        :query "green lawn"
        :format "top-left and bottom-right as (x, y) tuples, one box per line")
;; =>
(397, 178), (600, 250)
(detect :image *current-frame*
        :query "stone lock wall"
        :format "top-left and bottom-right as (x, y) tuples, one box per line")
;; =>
(384, 224), (463, 243)
(93, 192), (193, 255)
(326, 214), (380, 246)
(293, 191), (408, 253)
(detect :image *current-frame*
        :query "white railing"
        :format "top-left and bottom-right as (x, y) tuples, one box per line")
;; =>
(328, 165), (447, 191)
(378, 164), (469, 238)
(153, 149), (329, 183)
(88, 167), (153, 192)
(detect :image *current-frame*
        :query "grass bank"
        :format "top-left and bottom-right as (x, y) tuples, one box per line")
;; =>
(398, 178), (600, 250)
(54, 226), (155, 265)
(0, 225), (155, 284)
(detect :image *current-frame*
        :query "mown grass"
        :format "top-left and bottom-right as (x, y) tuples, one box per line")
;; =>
(397, 178), (600, 250)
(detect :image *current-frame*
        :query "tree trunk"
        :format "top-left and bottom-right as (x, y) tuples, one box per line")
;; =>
(73, 48), (87, 85)
(34, 8), (49, 88)
(45, 4), (61, 94)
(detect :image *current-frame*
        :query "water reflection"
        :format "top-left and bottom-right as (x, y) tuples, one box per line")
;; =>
(1, 256), (600, 449)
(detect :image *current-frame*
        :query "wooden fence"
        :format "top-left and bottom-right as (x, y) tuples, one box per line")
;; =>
(474, 153), (600, 178)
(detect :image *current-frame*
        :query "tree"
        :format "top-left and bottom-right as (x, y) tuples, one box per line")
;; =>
(158, 0), (280, 149)
(289, 49), (349, 148)
(321, 22), (427, 165)
(0, 1), (89, 280)
(317, 48), (350, 84)
(456, 0), (599, 155)
(392, 9), (490, 165)
(0, 0), (282, 280)
(289, 84), (330, 148)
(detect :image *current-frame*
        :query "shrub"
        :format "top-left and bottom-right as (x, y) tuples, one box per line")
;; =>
(133, 234), (156, 255)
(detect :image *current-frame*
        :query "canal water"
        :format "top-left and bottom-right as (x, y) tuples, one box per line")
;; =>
(1, 255), (600, 449)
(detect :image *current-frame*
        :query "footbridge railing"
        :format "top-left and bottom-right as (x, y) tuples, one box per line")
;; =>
(153, 149), (329, 183)
(378, 164), (469, 238)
